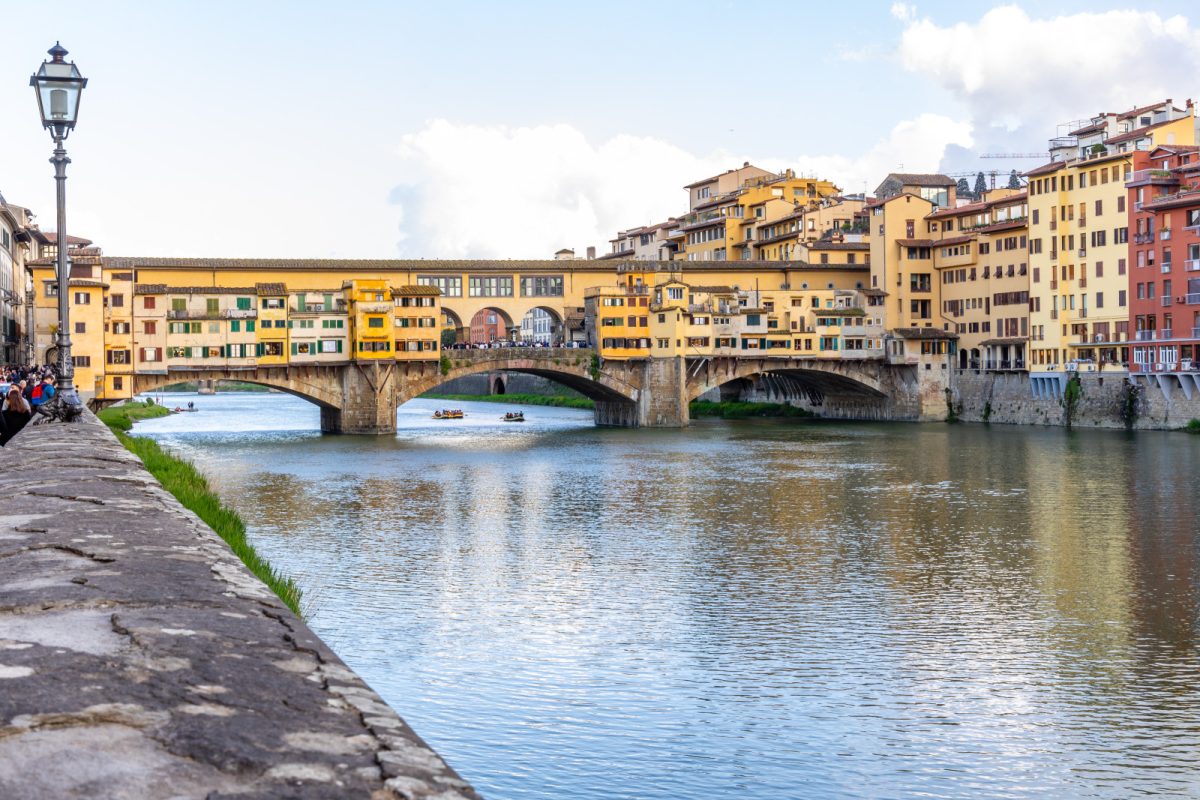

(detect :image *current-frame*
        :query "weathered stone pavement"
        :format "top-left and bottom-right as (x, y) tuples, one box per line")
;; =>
(0, 412), (481, 799)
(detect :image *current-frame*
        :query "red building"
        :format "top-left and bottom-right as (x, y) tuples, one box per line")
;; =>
(1127, 146), (1200, 372)
(469, 308), (508, 344)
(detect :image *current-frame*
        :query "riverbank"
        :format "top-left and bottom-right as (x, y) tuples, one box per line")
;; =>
(159, 380), (273, 393)
(97, 401), (302, 615)
(422, 392), (596, 409)
(421, 393), (817, 420)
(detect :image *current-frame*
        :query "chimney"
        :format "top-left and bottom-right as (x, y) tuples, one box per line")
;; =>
(586, 246), (596, 260)
(743, 161), (750, 167)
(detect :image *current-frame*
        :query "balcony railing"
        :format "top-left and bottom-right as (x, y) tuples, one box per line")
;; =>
(1161, 229), (1173, 240)
(1079, 307), (1088, 318)
(1162, 263), (1173, 273)
(1187, 293), (1200, 305)
(1135, 330), (1157, 341)
(1079, 276), (1087, 288)
(1162, 296), (1173, 307)
(1186, 259), (1200, 272)
(1133, 232), (1153, 245)
(167, 309), (257, 320)
(984, 360), (1026, 371)
(1161, 329), (1174, 340)
(1193, 327), (1200, 338)
(1051, 308), (1058, 319)
(1126, 168), (1179, 186)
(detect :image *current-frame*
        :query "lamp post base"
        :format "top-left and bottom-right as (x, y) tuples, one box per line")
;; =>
(31, 391), (84, 425)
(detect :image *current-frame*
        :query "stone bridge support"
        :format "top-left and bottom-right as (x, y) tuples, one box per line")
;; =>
(320, 362), (399, 435)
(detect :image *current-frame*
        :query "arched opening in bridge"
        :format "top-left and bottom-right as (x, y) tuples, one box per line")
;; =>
(468, 307), (516, 345)
(491, 376), (506, 395)
(518, 307), (563, 345)
(441, 309), (466, 345)
(698, 368), (886, 416)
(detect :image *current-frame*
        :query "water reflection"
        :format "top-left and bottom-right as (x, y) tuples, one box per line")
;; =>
(137, 393), (1200, 800)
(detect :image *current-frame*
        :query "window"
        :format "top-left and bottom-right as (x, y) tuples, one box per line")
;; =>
(74, 292), (90, 305)
(261, 298), (284, 309)
(140, 347), (161, 362)
(417, 276), (462, 297)
(143, 296), (156, 309)
(72, 356), (91, 367)
(207, 298), (219, 314)
(143, 321), (157, 335)
(74, 322), (85, 333)
(1118, 196), (1126, 213)
(468, 276), (514, 297)
(520, 275), (564, 297)
(230, 320), (240, 332)
(367, 317), (384, 328)
(111, 294), (124, 308)
(113, 377), (123, 391)
(171, 298), (186, 312)
(236, 297), (251, 310)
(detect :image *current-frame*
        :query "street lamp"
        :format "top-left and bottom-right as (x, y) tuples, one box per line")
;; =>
(31, 42), (87, 418)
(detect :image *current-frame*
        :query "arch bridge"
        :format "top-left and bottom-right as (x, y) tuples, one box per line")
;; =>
(119, 351), (942, 433)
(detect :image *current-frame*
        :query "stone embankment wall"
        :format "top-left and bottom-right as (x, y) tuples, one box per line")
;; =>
(952, 370), (1200, 429)
(0, 413), (479, 799)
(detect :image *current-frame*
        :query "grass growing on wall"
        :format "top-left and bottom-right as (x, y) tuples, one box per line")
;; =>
(689, 400), (815, 420)
(1185, 419), (1200, 434)
(97, 401), (303, 616)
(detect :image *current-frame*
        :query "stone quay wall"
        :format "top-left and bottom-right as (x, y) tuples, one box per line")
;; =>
(952, 369), (1200, 429)
(0, 412), (480, 799)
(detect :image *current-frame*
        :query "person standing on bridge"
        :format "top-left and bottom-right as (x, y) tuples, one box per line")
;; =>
(1, 380), (32, 445)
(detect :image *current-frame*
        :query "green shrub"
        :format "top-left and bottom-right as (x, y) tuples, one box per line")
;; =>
(1185, 419), (1200, 434)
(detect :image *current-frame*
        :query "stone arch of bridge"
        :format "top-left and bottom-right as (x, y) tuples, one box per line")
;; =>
(687, 362), (887, 405)
(399, 354), (638, 406)
(466, 306), (517, 344)
(129, 368), (343, 411)
(517, 305), (565, 344)
(440, 308), (466, 343)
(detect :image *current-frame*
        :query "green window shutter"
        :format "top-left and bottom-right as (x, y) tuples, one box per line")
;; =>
(291, 342), (297, 355)
(336, 339), (343, 353)
(247, 320), (255, 332)
(237, 297), (251, 310)
(230, 320), (239, 332)
(287, 320), (293, 329)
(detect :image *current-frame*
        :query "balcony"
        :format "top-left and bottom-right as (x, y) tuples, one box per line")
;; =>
(1161, 229), (1173, 241)
(1126, 168), (1179, 188)
(909, 284), (932, 294)
(167, 309), (255, 320)
(1186, 259), (1200, 272)
(985, 360), (1026, 371)
(1193, 327), (1200, 338)
(1051, 308), (1058, 320)
(1078, 249), (1087, 258)
(1187, 293), (1200, 305)
(1133, 232), (1153, 245)
(1161, 329), (1174, 340)
(1079, 307), (1088, 318)
(1135, 330), (1157, 341)
(1162, 296), (1173, 307)
(1162, 263), (1173, 274)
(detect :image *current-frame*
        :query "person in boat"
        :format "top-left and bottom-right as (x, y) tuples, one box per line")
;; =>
(187, 401), (194, 410)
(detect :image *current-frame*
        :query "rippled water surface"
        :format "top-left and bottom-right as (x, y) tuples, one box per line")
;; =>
(136, 392), (1200, 799)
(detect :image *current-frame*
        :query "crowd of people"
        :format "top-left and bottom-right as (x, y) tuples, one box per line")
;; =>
(0, 365), (59, 446)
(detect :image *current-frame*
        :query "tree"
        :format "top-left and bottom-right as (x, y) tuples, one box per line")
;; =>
(441, 328), (458, 348)
(956, 178), (971, 198)
(1007, 169), (1021, 189)
(973, 171), (988, 197)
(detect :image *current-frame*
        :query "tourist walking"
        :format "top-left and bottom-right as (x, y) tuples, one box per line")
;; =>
(1, 380), (32, 445)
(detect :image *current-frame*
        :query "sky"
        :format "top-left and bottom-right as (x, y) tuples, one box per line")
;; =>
(0, 1), (1198, 259)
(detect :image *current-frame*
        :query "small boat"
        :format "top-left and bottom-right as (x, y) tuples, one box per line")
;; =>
(502, 411), (525, 422)
(172, 406), (199, 413)
(432, 409), (465, 419)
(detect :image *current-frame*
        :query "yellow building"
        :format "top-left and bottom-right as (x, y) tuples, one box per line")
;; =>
(868, 191), (940, 330)
(344, 279), (392, 360)
(392, 285), (441, 359)
(925, 190), (1030, 369)
(669, 167), (841, 262)
(1025, 100), (1196, 369)
(256, 283), (289, 365)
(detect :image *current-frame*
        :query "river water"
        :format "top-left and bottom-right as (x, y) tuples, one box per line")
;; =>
(134, 392), (1200, 800)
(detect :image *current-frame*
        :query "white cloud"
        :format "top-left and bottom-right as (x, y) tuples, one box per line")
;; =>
(898, 5), (1200, 133)
(891, 3), (916, 22)
(391, 116), (972, 258)
(791, 114), (973, 195)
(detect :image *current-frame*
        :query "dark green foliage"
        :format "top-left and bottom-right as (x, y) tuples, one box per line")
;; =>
(1119, 380), (1143, 430)
(1062, 374), (1083, 428)
(440, 354), (452, 376)
(689, 401), (814, 420)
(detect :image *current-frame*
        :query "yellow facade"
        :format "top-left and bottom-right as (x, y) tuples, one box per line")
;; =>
(392, 285), (441, 360)
(256, 284), (290, 365)
(926, 192), (1030, 368)
(868, 193), (939, 330)
(345, 279), (392, 361)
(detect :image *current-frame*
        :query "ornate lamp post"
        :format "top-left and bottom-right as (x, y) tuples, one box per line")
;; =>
(31, 42), (87, 418)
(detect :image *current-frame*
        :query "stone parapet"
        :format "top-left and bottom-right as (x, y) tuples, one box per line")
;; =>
(0, 412), (479, 799)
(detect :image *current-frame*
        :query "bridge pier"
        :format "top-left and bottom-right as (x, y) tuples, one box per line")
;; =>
(322, 363), (399, 435)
